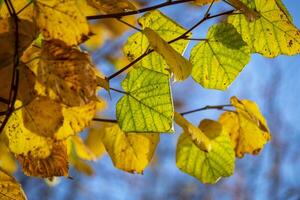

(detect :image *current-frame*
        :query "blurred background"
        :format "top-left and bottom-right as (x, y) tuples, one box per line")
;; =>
(15, 0), (300, 199)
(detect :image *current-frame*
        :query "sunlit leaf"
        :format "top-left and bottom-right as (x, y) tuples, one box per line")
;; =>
(34, 0), (90, 45)
(116, 67), (174, 132)
(69, 136), (96, 161)
(176, 119), (235, 184)
(87, 0), (136, 14)
(4, 101), (53, 159)
(101, 124), (159, 174)
(0, 168), (27, 200)
(190, 23), (250, 90)
(143, 28), (192, 81)
(123, 10), (190, 74)
(86, 127), (106, 158)
(174, 112), (211, 152)
(0, 141), (17, 175)
(219, 96), (271, 158)
(194, 0), (220, 6)
(228, 0), (300, 57)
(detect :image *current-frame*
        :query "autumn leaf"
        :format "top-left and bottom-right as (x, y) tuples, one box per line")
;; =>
(0, 141), (17, 175)
(219, 96), (271, 158)
(4, 100), (53, 159)
(100, 124), (159, 174)
(38, 40), (98, 107)
(0, 168), (27, 200)
(176, 119), (235, 184)
(86, 127), (106, 158)
(116, 67), (174, 133)
(228, 0), (300, 57)
(143, 28), (192, 81)
(0, 18), (38, 69)
(123, 10), (191, 74)
(68, 135), (96, 161)
(87, 0), (136, 14)
(194, 0), (220, 6)
(190, 23), (250, 90)
(17, 140), (69, 178)
(34, 0), (90, 45)
(174, 112), (211, 152)
(23, 96), (63, 138)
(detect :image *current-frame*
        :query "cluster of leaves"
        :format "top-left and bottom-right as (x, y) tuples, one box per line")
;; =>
(0, 0), (299, 199)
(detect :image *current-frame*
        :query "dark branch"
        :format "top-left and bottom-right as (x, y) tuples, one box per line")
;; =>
(92, 118), (118, 123)
(180, 105), (233, 116)
(86, 0), (195, 20)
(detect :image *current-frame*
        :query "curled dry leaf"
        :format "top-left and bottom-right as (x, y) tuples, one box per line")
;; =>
(17, 140), (68, 178)
(38, 40), (98, 106)
(0, 168), (27, 200)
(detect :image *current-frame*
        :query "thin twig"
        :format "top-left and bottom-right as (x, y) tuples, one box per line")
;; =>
(16, 0), (32, 15)
(0, 0), (20, 134)
(92, 118), (118, 123)
(86, 0), (194, 20)
(109, 87), (128, 95)
(117, 18), (142, 32)
(180, 104), (233, 116)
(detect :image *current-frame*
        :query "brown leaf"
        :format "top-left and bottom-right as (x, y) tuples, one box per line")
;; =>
(38, 40), (98, 106)
(0, 18), (38, 69)
(17, 140), (68, 178)
(23, 96), (63, 137)
(0, 168), (27, 200)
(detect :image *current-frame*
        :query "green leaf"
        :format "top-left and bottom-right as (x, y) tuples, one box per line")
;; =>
(123, 10), (190, 75)
(176, 120), (235, 184)
(190, 23), (250, 90)
(228, 0), (300, 57)
(116, 67), (174, 133)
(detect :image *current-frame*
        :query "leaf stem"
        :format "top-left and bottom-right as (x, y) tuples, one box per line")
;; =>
(86, 0), (195, 20)
(117, 18), (142, 32)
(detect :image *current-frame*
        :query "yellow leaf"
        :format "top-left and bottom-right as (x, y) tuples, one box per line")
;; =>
(194, 0), (220, 6)
(174, 112), (211, 152)
(143, 28), (192, 81)
(34, 0), (90, 45)
(55, 101), (97, 140)
(219, 97), (271, 158)
(23, 96), (63, 137)
(69, 136), (96, 161)
(4, 101), (53, 159)
(86, 127), (106, 158)
(17, 140), (69, 178)
(176, 119), (235, 184)
(0, 0), (34, 21)
(123, 10), (190, 74)
(0, 168), (27, 200)
(38, 40), (98, 106)
(0, 141), (17, 175)
(96, 76), (110, 91)
(228, 0), (300, 57)
(101, 124), (159, 174)
(227, 0), (259, 22)
(71, 159), (94, 176)
(87, 0), (136, 14)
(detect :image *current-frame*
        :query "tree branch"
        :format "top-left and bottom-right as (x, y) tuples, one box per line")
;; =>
(92, 118), (118, 123)
(86, 0), (195, 20)
(180, 104), (233, 116)
(107, 8), (235, 80)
